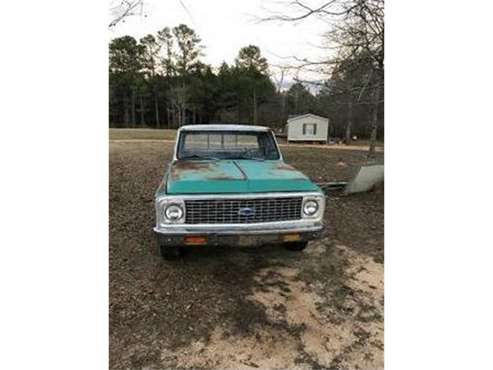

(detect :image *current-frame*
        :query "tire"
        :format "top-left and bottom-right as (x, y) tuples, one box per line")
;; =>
(284, 241), (308, 251)
(159, 244), (183, 260)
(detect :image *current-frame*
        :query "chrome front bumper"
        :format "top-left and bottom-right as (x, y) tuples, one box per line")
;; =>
(154, 219), (323, 235)
(154, 220), (324, 247)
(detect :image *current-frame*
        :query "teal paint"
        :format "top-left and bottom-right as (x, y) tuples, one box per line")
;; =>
(164, 160), (320, 195)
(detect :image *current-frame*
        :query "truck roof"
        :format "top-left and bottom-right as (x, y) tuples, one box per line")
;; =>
(178, 124), (271, 132)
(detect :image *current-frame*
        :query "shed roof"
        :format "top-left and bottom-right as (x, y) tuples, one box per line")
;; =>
(287, 113), (328, 123)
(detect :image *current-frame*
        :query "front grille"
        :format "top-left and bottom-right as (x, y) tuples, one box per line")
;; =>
(185, 196), (303, 224)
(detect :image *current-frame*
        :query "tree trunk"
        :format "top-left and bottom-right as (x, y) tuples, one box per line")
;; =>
(167, 107), (172, 129)
(368, 83), (381, 159)
(154, 93), (160, 129)
(177, 106), (184, 127)
(253, 88), (258, 125)
(326, 108), (331, 144)
(345, 100), (353, 145)
(180, 106), (185, 127)
(294, 89), (299, 114)
(237, 99), (241, 123)
(280, 92), (286, 126)
(123, 94), (130, 128)
(139, 95), (145, 127)
(130, 89), (136, 128)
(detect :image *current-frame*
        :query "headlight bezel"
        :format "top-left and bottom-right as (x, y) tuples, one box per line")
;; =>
(301, 194), (325, 220)
(165, 204), (184, 221)
(156, 197), (185, 225)
(303, 199), (319, 216)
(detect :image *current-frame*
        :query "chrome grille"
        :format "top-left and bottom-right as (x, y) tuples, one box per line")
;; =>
(185, 197), (303, 224)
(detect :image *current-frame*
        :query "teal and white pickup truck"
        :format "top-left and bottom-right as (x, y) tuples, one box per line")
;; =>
(154, 124), (325, 259)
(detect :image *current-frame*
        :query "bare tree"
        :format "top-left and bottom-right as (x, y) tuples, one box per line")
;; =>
(109, 1), (145, 28)
(168, 86), (189, 127)
(332, 0), (384, 157)
(270, 65), (289, 125)
(261, 0), (384, 157)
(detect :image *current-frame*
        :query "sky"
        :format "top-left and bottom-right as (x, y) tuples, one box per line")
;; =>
(109, 0), (333, 86)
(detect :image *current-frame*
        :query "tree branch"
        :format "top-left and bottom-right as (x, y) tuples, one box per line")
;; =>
(109, 0), (144, 28)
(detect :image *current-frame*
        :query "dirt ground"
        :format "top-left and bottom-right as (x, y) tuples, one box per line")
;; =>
(109, 141), (384, 370)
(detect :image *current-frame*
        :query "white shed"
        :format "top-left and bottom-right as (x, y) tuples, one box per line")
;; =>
(285, 113), (329, 143)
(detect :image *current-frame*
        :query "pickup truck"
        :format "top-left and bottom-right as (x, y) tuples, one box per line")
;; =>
(154, 124), (325, 259)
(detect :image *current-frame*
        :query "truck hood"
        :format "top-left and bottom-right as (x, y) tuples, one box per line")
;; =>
(166, 160), (319, 194)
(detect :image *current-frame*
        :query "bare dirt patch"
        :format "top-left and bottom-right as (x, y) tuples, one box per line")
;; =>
(110, 141), (384, 369)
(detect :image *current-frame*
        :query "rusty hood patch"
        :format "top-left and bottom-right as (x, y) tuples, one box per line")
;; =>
(166, 160), (319, 194)
(170, 160), (245, 181)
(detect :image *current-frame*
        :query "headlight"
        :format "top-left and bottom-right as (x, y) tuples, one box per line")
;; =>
(165, 204), (184, 221)
(303, 200), (319, 216)
(302, 194), (325, 219)
(156, 197), (185, 225)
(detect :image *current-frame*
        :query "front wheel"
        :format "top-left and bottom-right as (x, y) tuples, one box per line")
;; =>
(159, 244), (183, 260)
(284, 241), (308, 251)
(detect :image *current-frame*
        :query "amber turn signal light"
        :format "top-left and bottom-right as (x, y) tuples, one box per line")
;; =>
(282, 233), (301, 242)
(184, 236), (207, 245)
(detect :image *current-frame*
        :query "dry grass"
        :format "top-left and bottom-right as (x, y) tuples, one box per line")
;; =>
(109, 128), (177, 141)
(109, 128), (384, 152)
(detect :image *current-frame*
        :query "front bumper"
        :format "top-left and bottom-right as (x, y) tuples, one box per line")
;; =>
(153, 221), (324, 247)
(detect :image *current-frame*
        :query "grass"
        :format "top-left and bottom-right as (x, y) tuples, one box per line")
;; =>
(109, 128), (384, 148)
(346, 139), (384, 147)
(109, 128), (177, 141)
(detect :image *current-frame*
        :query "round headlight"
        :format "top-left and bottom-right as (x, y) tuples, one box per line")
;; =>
(303, 200), (319, 216)
(165, 204), (184, 221)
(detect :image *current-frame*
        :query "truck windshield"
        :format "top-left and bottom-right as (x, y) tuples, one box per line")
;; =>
(177, 130), (280, 160)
